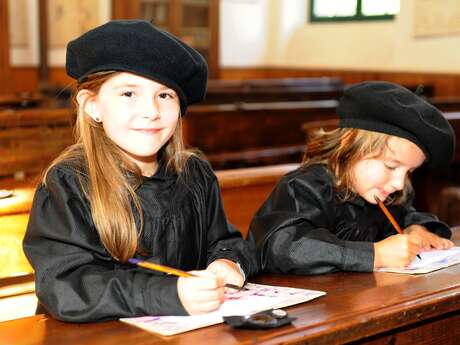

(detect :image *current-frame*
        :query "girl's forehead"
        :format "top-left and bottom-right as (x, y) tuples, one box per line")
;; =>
(105, 72), (171, 90)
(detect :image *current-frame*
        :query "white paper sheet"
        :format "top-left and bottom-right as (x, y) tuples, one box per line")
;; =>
(377, 246), (460, 274)
(120, 283), (325, 336)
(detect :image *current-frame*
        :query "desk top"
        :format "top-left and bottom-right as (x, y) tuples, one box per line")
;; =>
(3, 259), (460, 344)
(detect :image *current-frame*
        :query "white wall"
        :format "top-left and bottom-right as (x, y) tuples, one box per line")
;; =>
(220, 0), (271, 66)
(220, 0), (460, 74)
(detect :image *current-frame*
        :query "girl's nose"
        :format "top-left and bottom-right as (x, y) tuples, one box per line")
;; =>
(390, 175), (405, 191)
(143, 99), (161, 120)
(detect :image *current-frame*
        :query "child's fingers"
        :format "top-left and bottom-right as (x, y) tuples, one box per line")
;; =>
(444, 239), (454, 248)
(188, 270), (216, 278)
(223, 271), (244, 287)
(189, 286), (225, 303)
(177, 276), (225, 315)
(206, 260), (244, 287)
(192, 299), (224, 314)
(434, 238), (454, 249)
(184, 272), (224, 290)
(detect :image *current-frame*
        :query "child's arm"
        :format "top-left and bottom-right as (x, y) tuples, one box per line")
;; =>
(22, 168), (217, 321)
(250, 167), (375, 274)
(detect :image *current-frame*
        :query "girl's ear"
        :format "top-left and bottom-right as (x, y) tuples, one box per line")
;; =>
(76, 89), (102, 122)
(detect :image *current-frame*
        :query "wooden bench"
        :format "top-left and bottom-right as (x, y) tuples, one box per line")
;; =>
(204, 77), (344, 104)
(0, 93), (44, 109)
(0, 108), (75, 178)
(430, 96), (460, 112)
(183, 100), (339, 169)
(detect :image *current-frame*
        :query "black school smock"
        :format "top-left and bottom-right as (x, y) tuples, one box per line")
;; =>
(23, 156), (258, 322)
(249, 164), (451, 275)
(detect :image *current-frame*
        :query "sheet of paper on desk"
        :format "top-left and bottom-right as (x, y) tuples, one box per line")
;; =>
(378, 246), (460, 274)
(120, 283), (325, 336)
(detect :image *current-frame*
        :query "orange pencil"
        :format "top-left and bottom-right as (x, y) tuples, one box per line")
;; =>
(128, 258), (247, 290)
(374, 196), (421, 260)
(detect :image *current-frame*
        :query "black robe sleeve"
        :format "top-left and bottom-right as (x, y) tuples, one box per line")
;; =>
(23, 167), (187, 322)
(250, 167), (374, 275)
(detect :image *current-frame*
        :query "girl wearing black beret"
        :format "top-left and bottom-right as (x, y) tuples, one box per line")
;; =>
(23, 20), (258, 322)
(250, 81), (455, 274)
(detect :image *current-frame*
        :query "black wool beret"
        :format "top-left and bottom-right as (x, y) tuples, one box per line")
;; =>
(66, 20), (208, 115)
(337, 81), (455, 168)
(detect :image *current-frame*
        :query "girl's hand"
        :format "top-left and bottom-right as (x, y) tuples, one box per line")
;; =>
(374, 234), (423, 269)
(404, 224), (453, 251)
(177, 270), (225, 315)
(206, 259), (245, 293)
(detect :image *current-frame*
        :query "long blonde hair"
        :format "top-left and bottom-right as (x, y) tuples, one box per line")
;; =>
(302, 128), (412, 204)
(44, 71), (195, 262)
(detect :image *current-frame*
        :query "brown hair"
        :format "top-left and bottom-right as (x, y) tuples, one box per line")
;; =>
(43, 71), (196, 262)
(302, 128), (412, 204)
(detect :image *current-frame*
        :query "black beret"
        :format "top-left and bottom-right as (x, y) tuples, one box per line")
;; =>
(337, 81), (455, 168)
(66, 20), (208, 115)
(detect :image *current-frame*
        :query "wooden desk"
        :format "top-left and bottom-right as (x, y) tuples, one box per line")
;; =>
(3, 232), (460, 344)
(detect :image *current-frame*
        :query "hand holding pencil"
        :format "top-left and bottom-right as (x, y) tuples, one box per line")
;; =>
(373, 196), (423, 269)
(176, 270), (226, 315)
(128, 258), (246, 315)
(128, 258), (246, 291)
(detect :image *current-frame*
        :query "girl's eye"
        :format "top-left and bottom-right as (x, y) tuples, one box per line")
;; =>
(159, 92), (175, 99)
(384, 163), (397, 170)
(121, 91), (134, 98)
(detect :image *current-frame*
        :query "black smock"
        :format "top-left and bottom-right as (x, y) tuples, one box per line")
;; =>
(249, 164), (451, 275)
(23, 156), (258, 322)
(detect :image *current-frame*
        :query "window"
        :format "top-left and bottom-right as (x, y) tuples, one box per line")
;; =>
(310, 0), (399, 22)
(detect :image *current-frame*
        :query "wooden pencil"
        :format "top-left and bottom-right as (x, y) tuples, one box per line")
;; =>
(128, 258), (247, 291)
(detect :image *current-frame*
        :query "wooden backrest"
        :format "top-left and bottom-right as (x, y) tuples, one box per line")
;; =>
(216, 163), (299, 237)
(204, 77), (344, 104)
(0, 108), (74, 178)
(183, 100), (338, 153)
